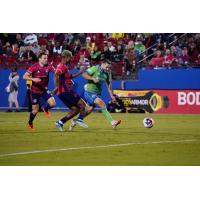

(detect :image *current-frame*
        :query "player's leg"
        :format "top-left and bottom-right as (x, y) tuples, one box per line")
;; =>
(27, 92), (40, 130)
(28, 104), (39, 130)
(69, 91), (95, 130)
(73, 98), (89, 128)
(94, 97), (121, 129)
(55, 93), (81, 132)
(42, 91), (56, 118)
(55, 105), (80, 131)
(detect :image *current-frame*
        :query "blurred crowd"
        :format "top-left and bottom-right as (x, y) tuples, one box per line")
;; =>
(1, 33), (200, 79)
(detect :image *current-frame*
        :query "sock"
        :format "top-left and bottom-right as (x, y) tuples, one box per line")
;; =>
(60, 116), (69, 124)
(44, 104), (52, 112)
(101, 108), (113, 124)
(77, 113), (84, 120)
(29, 112), (37, 125)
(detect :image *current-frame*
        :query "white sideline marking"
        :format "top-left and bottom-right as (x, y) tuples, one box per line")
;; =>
(0, 139), (196, 158)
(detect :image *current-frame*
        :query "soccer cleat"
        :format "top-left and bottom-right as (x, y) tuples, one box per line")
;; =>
(55, 121), (64, 132)
(111, 120), (121, 129)
(69, 119), (77, 131)
(27, 123), (35, 131)
(75, 119), (88, 128)
(42, 108), (51, 118)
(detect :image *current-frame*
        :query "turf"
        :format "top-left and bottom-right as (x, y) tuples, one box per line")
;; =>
(0, 112), (200, 166)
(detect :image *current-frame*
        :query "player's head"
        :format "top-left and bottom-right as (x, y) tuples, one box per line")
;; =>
(38, 52), (48, 66)
(101, 59), (111, 72)
(62, 50), (73, 64)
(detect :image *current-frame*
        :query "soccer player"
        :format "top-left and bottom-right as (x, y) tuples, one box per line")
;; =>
(54, 50), (88, 132)
(69, 59), (121, 130)
(23, 52), (56, 130)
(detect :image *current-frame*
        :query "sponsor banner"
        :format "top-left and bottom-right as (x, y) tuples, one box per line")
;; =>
(113, 90), (200, 114)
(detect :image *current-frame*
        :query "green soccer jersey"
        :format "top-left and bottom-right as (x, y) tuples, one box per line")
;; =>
(84, 65), (110, 95)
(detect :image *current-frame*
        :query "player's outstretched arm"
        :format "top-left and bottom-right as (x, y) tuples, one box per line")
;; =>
(71, 66), (86, 78)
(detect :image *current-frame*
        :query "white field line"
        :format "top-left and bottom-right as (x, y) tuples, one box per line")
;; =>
(0, 139), (196, 158)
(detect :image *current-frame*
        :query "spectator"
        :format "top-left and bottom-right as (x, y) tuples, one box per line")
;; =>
(149, 50), (164, 68)
(177, 48), (190, 66)
(107, 41), (115, 52)
(102, 45), (112, 60)
(62, 40), (71, 51)
(90, 46), (101, 61)
(18, 46), (37, 62)
(134, 40), (145, 54)
(65, 33), (74, 45)
(124, 45), (136, 75)
(72, 39), (81, 55)
(24, 34), (38, 45)
(53, 41), (63, 55)
(134, 40), (146, 61)
(85, 36), (95, 52)
(5, 68), (20, 112)
(163, 49), (174, 67)
(3, 42), (13, 56)
(31, 42), (40, 57)
(15, 34), (24, 48)
(111, 33), (124, 39)
(40, 44), (49, 55)
(112, 44), (123, 62)
(54, 33), (65, 44)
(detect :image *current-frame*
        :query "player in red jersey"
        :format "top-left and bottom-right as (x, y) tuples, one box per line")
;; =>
(23, 52), (56, 130)
(53, 50), (88, 132)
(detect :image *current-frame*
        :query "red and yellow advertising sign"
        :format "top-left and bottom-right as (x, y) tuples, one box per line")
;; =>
(113, 90), (200, 114)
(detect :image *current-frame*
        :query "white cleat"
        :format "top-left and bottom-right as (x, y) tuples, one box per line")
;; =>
(111, 120), (121, 129)
(75, 119), (88, 128)
(69, 119), (77, 131)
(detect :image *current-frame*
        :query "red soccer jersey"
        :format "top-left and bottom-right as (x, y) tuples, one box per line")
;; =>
(56, 63), (72, 95)
(27, 63), (55, 94)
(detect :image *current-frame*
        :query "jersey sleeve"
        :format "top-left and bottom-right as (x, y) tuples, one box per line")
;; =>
(27, 65), (35, 75)
(86, 66), (97, 76)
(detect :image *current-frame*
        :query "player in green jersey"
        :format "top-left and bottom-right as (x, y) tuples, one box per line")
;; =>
(69, 59), (121, 130)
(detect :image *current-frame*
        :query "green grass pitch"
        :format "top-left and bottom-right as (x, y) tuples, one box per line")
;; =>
(0, 112), (200, 166)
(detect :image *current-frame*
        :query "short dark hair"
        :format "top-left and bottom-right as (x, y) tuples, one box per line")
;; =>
(38, 52), (47, 59)
(102, 59), (111, 64)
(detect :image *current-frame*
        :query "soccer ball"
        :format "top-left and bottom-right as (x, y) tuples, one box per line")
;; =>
(143, 117), (154, 128)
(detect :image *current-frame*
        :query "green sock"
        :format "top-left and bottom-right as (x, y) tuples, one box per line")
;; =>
(101, 108), (113, 124)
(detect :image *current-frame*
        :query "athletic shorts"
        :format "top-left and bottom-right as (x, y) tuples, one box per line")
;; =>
(84, 91), (100, 106)
(58, 91), (81, 108)
(30, 90), (53, 105)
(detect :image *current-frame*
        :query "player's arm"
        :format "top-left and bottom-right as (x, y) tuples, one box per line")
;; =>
(52, 73), (59, 95)
(106, 74), (116, 102)
(71, 66), (86, 78)
(23, 72), (41, 83)
(52, 66), (63, 95)
(82, 66), (99, 83)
